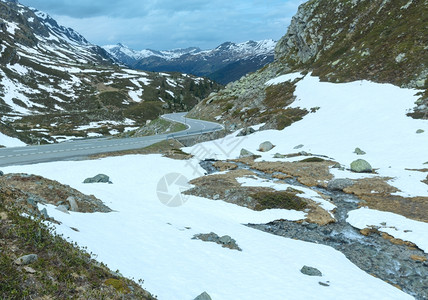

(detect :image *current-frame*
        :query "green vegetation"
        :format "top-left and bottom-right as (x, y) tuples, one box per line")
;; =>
(252, 190), (307, 211)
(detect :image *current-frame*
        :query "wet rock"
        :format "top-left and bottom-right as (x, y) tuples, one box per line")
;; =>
(259, 141), (275, 152)
(237, 127), (256, 136)
(14, 254), (38, 265)
(327, 178), (354, 191)
(300, 265), (322, 276)
(194, 292), (212, 300)
(67, 196), (79, 212)
(83, 174), (112, 184)
(354, 147), (366, 155)
(240, 148), (255, 158)
(350, 159), (372, 173)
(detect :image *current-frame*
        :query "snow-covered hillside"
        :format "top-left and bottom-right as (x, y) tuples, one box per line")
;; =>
(3, 73), (427, 299)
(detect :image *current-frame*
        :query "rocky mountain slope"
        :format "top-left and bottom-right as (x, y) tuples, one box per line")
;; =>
(0, 0), (220, 145)
(103, 40), (276, 84)
(188, 0), (428, 129)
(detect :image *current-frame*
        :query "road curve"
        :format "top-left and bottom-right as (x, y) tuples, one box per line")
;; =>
(0, 113), (223, 167)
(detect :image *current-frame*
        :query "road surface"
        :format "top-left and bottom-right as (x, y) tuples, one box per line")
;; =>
(0, 113), (223, 167)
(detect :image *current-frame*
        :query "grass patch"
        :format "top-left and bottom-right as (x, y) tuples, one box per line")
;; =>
(252, 190), (307, 211)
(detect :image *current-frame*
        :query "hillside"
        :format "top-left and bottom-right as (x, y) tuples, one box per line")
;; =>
(104, 40), (276, 84)
(188, 0), (427, 129)
(0, 0), (220, 146)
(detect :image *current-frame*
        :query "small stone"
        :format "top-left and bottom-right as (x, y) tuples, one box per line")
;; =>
(273, 153), (286, 159)
(294, 144), (304, 149)
(14, 254), (38, 265)
(23, 266), (36, 274)
(318, 281), (330, 287)
(194, 292), (212, 300)
(237, 127), (256, 137)
(219, 235), (232, 244)
(67, 196), (79, 212)
(354, 147), (366, 155)
(240, 148), (255, 158)
(300, 265), (322, 277)
(416, 129), (424, 134)
(327, 178), (354, 191)
(40, 208), (49, 219)
(350, 159), (372, 173)
(259, 141), (275, 152)
(56, 205), (70, 214)
(83, 174), (111, 184)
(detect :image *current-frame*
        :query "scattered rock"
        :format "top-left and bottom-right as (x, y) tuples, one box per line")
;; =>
(327, 178), (354, 191)
(416, 129), (424, 134)
(240, 148), (255, 158)
(14, 254), (38, 265)
(193, 232), (242, 251)
(67, 196), (79, 212)
(273, 153), (286, 159)
(194, 292), (212, 300)
(259, 141), (275, 152)
(354, 147), (366, 155)
(40, 208), (49, 219)
(23, 266), (36, 274)
(237, 127), (256, 136)
(56, 205), (70, 214)
(294, 144), (304, 149)
(350, 159), (372, 173)
(300, 265), (322, 277)
(410, 255), (427, 262)
(83, 174), (112, 184)
(318, 281), (330, 287)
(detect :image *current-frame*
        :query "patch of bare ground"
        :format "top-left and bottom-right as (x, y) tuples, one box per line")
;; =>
(90, 139), (193, 160)
(186, 169), (335, 225)
(0, 173), (111, 214)
(246, 160), (336, 187)
(343, 178), (428, 223)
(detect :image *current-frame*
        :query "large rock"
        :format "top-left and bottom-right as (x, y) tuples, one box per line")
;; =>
(14, 254), (38, 265)
(259, 141), (275, 152)
(350, 159), (372, 173)
(194, 292), (212, 300)
(300, 265), (322, 277)
(83, 174), (112, 184)
(327, 178), (354, 191)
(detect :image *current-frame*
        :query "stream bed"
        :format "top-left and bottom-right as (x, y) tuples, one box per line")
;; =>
(200, 160), (428, 299)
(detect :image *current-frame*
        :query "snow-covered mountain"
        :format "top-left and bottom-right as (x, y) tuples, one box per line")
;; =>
(103, 40), (276, 84)
(0, 0), (220, 145)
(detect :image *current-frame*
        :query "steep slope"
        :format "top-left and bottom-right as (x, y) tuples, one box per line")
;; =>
(104, 40), (276, 84)
(0, 0), (220, 145)
(188, 0), (427, 129)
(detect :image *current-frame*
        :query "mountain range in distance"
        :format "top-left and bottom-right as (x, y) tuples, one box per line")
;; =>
(103, 40), (276, 84)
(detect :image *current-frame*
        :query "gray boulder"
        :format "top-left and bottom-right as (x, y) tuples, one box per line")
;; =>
(240, 148), (255, 158)
(259, 141), (275, 152)
(416, 129), (424, 134)
(0, 170), (3, 176)
(350, 159), (372, 173)
(294, 144), (304, 149)
(273, 153), (286, 159)
(67, 196), (79, 212)
(354, 147), (366, 155)
(237, 127), (256, 137)
(327, 178), (354, 191)
(40, 208), (49, 219)
(56, 205), (70, 214)
(14, 254), (38, 265)
(83, 174), (111, 184)
(194, 292), (212, 300)
(300, 265), (322, 277)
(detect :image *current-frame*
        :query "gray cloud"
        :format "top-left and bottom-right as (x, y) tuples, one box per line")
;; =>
(19, 0), (304, 50)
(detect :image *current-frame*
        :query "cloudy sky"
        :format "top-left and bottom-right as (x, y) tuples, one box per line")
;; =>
(19, 0), (304, 51)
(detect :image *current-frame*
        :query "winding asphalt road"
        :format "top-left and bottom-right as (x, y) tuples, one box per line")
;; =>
(0, 113), (223, 167)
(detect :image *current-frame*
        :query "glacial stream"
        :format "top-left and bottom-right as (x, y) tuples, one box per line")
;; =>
(200, 160), (428, 300)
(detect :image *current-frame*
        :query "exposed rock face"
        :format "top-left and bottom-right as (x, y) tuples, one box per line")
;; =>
(188, 0), (427, 129)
